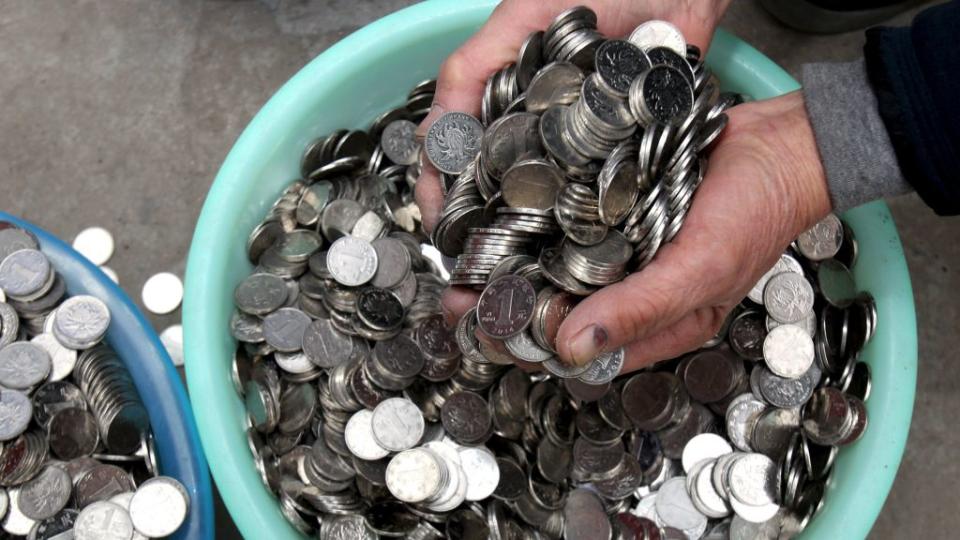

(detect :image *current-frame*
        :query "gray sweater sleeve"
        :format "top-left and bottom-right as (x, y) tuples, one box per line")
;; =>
(802, 58), (913, 212)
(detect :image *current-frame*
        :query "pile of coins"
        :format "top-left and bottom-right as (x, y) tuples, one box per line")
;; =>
(229, 11), (875, 539)
(0, 223), (189, 539)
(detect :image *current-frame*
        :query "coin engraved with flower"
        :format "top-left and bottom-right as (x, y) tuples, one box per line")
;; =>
(425, 112), (483, 174)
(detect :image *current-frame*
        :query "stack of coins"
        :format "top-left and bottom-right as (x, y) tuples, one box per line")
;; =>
(0, 223), (189, 539)
(231, 26), (874, 535)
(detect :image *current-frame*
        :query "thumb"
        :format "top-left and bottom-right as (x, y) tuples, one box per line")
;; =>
(554, 228), (726, 366)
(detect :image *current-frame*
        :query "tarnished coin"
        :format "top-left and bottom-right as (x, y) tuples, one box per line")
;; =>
(234, 273), (288, 316)
(356, 288), (404, 331)
(763, 272), (814, 324)
(762, 324), (814, 379)
(482, 113), (545, 180)
(729, 310), (766, 361)
(381, 119), (420, 166)
(371, 398), (425, 452)
(797, 213), (843, 261)
(595, 39), (651, 96)
(628, 20), (687, 54)
(425, 112), (484, 175)
(476, 275), (536, 339)
(817, 259), (857, 308)
(262, 308), (311, 353)
(416, 314), (460, 361)
(563, 489), (611, 540)
(629, 65), (693, 127)
(441, 391), (492, 445)
(128, 477), (190, 538)
(28, 508), (79, 540)
(516, 31), (544, 91)
(74, 501), (133, 540)
(302, 319), (354, 369)
(370, 238), (411, 289)
(48, 407), (100, 459)
(327, 236), (378, 287)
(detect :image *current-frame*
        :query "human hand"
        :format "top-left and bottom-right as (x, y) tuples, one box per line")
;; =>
(554, 91), (831, 371)
(415, 0), (732, 232)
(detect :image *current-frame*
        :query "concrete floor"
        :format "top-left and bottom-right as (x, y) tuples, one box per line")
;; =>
(1, 0), (956, 538)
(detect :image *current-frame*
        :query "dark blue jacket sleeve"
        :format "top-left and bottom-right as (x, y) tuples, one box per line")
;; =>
(864, 1), (960, 215)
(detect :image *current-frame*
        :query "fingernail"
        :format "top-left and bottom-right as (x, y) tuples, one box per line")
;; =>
(567, 325), (607, 366)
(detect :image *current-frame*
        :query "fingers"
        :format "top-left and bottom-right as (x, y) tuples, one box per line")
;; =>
(415, 157), (444, 233)
(620, 307), (727, 374)
(440, 286), (480, 326)
(554, 230), (724, 366)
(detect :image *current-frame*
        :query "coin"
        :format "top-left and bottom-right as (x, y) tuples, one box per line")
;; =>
(476, 275), (536, 339)
(762, 324), (814, 379)
(71, 227), (115, 267)
(628, 20), (686, 54)
(763, 272), (814, 324)
(385, 448), (444, 503)
(501, 159), (566, 210)
(140, 272), (183, 315)
(797, 214), (843, 261)
(74, 501), (133, 540)
(0, 249), (51, 300)
(127, 477), (189, 538)
(371, 398), (425, 452)
(425, 112), (484, 175)
(327, 236), (378, 287)
(381, 119), (420, 166)
(0, 343), (51, 390)
(262, 308), (311, 353)
(441, 391), (492, 445)
(19, 466), (71, 520)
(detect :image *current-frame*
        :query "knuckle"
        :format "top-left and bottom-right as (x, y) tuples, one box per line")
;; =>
(438, 49), (472, 87)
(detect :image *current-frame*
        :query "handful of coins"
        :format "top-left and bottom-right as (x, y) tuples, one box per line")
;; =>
(229, 7), (875, 540)
(0, 224), (189, 539)
(427, 8), (736, 377)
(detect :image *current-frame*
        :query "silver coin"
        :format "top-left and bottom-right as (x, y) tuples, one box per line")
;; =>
(763, 272), (814, 324)
(0, 228), (39, 262)
(797, 213), (843, 261)
(30, 334), (77, 382)
(762, 324), (814, 379)
(457, 446), (499, 501)
(370, 238), (411, 289)
(577, 347), (625, 385)
(385, 448), (445, 503)
(128, 477), (190, 538)
(0, 343), (51, 389)
(525, 62), (584, 113)
(53, 295), (111, 349)
(817, 259), (857, 308)
(18, 466), (71, 520)
(655, 476), (707, 532)
(371, 398), (424, 452)
(425, 112), (484, 175)
(74, 501), (133, 540)
(501, 159), (566, 210)
(681, 433), (733, 474)
(344, 409), (390, 461)
(381, 119), (420, 166)
(140, 272), (183, 315)
(746, 254), (803, 305)
(628, 20), (686, 54)
(0, 249), (51, 300)
(234, 273), (288, 315)
(727, 453), (779, 506)
(543, 356), (590, 379)
(504, 330), (553, 363)
(323, 515), (377, 540)
(3, 488), (36, 536)
(327, 236), (378, 287)
(725, 394), (767, 453)
(0, 390), (32, 441)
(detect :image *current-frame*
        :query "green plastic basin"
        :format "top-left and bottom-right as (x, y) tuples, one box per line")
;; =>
(184, 1), (917, 538)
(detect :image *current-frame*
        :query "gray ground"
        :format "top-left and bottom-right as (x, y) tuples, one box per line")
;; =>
(1, 0), (955, 538)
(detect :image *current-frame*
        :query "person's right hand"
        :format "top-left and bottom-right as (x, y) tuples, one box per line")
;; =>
(415, 0), (733, 233)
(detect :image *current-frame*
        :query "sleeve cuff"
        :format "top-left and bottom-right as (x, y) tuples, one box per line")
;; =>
(801, 58), (912, 213)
